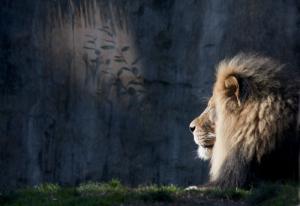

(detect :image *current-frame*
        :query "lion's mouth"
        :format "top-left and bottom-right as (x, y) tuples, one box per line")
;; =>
(200, 141), (215, 148)
(202, 144), (214, 148)
(194, 132), (216, 149)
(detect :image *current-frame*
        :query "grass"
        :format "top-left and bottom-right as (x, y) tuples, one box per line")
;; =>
(200, 187), (251, 200)
(247, 183), (298, 206)
(0, 180), (298, 206)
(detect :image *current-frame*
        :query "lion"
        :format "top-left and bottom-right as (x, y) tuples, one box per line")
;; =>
(190, 53), (299, 188)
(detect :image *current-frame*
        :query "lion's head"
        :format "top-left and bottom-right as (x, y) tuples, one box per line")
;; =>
(190, 53), (299, 188)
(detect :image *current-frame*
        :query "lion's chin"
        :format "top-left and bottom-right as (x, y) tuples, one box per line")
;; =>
(197, 146), (212, 160)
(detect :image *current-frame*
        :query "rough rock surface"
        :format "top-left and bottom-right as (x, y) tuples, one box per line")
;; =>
(0, 0), (299, 190)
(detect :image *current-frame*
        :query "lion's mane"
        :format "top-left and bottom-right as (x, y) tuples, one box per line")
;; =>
(209, 54), (299, 188)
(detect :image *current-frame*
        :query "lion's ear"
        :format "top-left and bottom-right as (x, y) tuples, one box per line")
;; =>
(224, 76), (249, 107)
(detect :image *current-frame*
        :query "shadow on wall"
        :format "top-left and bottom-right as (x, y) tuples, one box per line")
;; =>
(24, 0), (156, 187)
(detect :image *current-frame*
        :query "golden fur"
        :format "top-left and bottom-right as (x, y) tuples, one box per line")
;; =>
(190, 53), (299, 188)
(190, 99), (216, 160)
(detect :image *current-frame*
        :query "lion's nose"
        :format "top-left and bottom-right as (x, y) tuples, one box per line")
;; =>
(189, 121), (196, 133)
(189, 126), (196, 132)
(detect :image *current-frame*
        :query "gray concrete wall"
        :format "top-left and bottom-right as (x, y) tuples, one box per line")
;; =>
(0, 0), (299, 190)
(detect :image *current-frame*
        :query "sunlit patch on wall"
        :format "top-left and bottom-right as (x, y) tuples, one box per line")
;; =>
(82, 25), (146, 109)
(43, 1), (147, 110)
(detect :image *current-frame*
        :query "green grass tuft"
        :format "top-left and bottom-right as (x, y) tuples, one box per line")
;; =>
(77, 179), (127, 196)
(134, 184), (182, 202)
(0, 180), (298, 206)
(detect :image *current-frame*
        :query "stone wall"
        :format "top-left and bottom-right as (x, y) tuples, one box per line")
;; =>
(0, 0), (299, 190)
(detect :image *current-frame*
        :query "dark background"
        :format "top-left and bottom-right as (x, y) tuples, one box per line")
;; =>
(0, 0), (300, 190)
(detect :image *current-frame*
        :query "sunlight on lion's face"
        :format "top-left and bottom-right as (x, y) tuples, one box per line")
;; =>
(189, 98), (216, 160)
